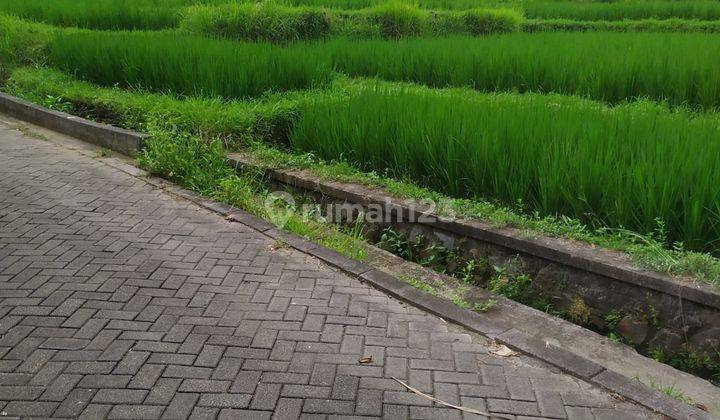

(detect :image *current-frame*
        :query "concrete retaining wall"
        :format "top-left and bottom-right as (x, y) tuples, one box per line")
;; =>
(0, 92), (147, 155)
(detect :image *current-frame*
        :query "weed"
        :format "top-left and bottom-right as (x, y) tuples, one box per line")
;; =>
(403, 275), (439, 295)
(452, 295), (471, 309)
(474, 299), (497, 312)
(567, 297), (590, 325)
(98, 147), (111, 157)
(464, 8), (521, 35)
(456, 257), (490, 285)
(604, 310), (624, 331)
(645, 378), (695, 405)
(487, 267), (533, 303)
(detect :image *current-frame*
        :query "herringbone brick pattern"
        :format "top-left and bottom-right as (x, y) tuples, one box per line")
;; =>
(0, 125), (660, 419)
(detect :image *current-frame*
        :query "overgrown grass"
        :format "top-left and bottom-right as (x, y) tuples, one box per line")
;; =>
(180, 1), (330, 42)
(48, 31), (332, 99)
(6, 66), (720, 284)
(138, 126), (368, 260)
(319, 32), (720, 109)
(290, 84), (720, 254)
(3, 67), (297, 141)
(180, 1), (521, 41)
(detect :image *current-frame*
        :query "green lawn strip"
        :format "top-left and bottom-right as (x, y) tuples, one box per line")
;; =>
(6, 66), (718, 285)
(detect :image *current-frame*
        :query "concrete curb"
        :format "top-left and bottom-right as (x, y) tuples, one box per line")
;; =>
(1, 99), (714, 419)
(227, 154), (720, 312)
(0, 92), (148, 156)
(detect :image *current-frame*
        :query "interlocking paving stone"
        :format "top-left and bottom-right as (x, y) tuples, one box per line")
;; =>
(0, 124), (663, 418)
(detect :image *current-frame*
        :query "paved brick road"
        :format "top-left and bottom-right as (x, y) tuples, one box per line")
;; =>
(0, 123), (661, 419)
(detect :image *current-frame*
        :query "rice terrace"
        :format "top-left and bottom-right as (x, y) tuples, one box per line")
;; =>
(1, 0), (720, 418)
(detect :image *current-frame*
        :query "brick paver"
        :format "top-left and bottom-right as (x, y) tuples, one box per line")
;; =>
(0, 124), (661, 419)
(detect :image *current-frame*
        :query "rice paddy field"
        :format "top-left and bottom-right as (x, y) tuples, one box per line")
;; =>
(1, 0), (720, 257)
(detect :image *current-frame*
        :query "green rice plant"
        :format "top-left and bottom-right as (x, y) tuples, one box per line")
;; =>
(289, 84), (720, 253)
(0, 0), (219, 29)
(464, 7), (521, 35)
(180, 1), (329, 42)
(279, 0), (720, 20)
(47, 31), (332, 99)
(0, 15), (55, 80)
(524, 0), (720, 21)
(318, 32), (720, 108)
(523, 17), (720, 33)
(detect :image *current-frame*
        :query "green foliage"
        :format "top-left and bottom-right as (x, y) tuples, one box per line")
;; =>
(567, 297), (590, 325)
(290, 84), (720, 254)
(487, 268), (533, 304)
(5, 66), (302, 142)
(319, 32), (720, 109)
(651, 348), (720, 383)
(456, 257), (490, 285)
(523, 17), (720, 34)
(604, 310), (624, 331)
(0, 15), (55, 80)
(378, 227), (423, 261)
(180, 1), (519, 40)
(403, 275), (439, 295)
(48, 31), (332, 99)
(523, 0), (720, 21)
(646, 379), (695, 405)
(473, 299), (497, 312)
(181, 2), (329, 42)
(8, 67), (720, 284)
(139, 128), (233, 194)
(464, 8), (521, 35)
(138, 124), (367, 260)
(365, 2), (428, 37)
(0, 0), (220, 30)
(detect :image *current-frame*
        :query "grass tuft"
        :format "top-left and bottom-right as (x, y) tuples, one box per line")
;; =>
(464, 7), (521, 35)
(181, 2), (329, 42)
